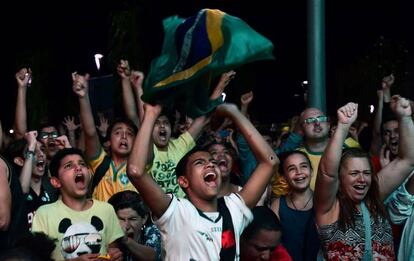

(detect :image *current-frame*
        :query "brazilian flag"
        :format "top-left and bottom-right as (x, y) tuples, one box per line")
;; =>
(143, 9), (274, 117)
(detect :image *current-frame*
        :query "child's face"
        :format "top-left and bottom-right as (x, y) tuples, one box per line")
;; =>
(31, 141), (46, 177)
(283, 153), (312, 191)
(208, 144), (233, 178)
(56, 154), (91, 198)
(182, 151), (222, 200)
(152, 115), (172, 148)
(109, 123), (136, 157)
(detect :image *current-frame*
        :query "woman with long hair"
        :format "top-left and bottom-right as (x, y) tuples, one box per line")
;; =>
(315, 97), (414, 260)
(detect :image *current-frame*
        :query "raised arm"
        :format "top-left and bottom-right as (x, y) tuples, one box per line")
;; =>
(72, 72), (100, 159)
(216, 103), (278, 208)
(61, 116), (80, 148)
(0, 158), (11, 231)
(127, 103), (171, 218)
(130, 70), (145, 124)
(118, 60), (140, 127)
(240, 91), (253, 117)
(377, 95), (414, 200)
(0, 120), (3, 150)
(13, 68), (31, 139)
(382, 74), (394, 103)
(19, 131), (38, 194)
(186, 71), (235, 140)
(315, 102), (358, 216)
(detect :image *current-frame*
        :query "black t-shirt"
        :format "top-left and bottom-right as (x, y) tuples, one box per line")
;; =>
(26, 181), (57, 230)
(0, 156), (28, 250)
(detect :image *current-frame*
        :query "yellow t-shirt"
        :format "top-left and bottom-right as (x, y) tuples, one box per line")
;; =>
(32, 199), (124, 261)
(149, 131), (195, 198)
(88, 147), (138, 202)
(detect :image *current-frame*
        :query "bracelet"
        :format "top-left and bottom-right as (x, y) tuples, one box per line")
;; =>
(25, 150), (35, 160)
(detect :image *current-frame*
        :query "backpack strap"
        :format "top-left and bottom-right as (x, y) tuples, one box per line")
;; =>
(92, 155), (111, 190)
(217, 197), (236, 261)
(361, 201), (373, 261)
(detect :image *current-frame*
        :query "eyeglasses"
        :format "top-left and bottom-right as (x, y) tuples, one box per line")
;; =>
(303, 116), (328, 124)
(61, 232), (102, 254)
(39, 131), (58, 139)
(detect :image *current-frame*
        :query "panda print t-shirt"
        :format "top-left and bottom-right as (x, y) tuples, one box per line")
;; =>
(32, 199), (124, 260)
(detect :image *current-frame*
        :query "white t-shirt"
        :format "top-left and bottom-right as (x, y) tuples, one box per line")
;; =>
(155, 193), (253, 261)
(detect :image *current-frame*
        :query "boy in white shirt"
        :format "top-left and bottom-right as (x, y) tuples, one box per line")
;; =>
(128, 103), (278, 260)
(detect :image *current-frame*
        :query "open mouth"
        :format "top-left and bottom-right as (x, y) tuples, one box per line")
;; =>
(75, 173), (85, 185)
(48, 141), (57, 150)
(218, 159), (227, 168)
(204, 172), (217, 187)
(293, 177), (307, 183)
(119, 141), (128, 149)
(353, 185), (367, 193)
(391, 140), (399, 148)
(36, 160), (45, 171)
(159, 130), (167, 141)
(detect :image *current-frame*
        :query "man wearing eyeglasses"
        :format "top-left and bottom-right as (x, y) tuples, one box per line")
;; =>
(274, 107), (360, 195)
(298, 107), (360, 190)
(38, 125), (60, 161)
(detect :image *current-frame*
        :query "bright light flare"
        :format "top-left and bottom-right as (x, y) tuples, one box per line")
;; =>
(370, 105), (375, 113)
(94, 54), (103, 70)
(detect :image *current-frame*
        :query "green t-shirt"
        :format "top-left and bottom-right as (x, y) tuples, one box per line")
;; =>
(149, 131), (195, 198)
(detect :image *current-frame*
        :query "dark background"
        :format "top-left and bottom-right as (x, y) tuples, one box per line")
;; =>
(1, 0), (412, 131)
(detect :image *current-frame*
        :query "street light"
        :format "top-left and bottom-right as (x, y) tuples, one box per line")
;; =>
(94, 53), (103, 71)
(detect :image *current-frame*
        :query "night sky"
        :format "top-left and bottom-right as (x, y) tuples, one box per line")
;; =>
(1, 0), (412, 131)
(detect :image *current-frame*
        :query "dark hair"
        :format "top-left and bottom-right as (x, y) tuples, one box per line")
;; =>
(0, 232), (56, 261)
(278, 150), (312, 176)
(106, 118), (138, 139)
(381, 117), (398, 137)
(108, 190), (149, 219)
(4, 138), (27, 162)
(49, 148), (85, 177)
(159, 108), (175, 128)
(337, 148), (387, 229)
(205, 140), (238, 161)
(176, 146), (207, 177)
(37, 123), (57, 135)
(242, 206), (282, 240)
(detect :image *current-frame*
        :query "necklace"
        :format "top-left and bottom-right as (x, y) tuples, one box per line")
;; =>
(290, 191), (313, 210)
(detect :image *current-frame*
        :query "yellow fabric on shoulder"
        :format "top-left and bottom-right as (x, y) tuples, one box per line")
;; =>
(88, 147), (138, 202)
(271, 137), (360, 196)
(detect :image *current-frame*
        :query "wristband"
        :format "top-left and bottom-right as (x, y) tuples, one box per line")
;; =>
(25, 150), (35, 160)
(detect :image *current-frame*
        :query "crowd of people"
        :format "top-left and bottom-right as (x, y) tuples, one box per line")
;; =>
(1, 56), (414, 261)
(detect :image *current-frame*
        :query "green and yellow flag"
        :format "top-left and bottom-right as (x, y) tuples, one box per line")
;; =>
(143, 9), (274, 117)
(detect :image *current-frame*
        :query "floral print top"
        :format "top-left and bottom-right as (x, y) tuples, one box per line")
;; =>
(142, 223), (162, 261)
(125, 223), (162, 261)
(318, 211), (395, 261)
